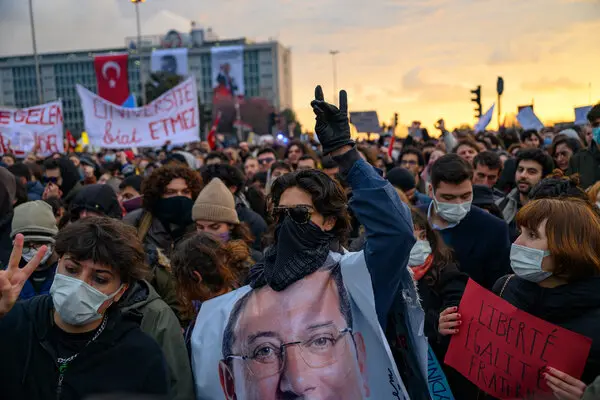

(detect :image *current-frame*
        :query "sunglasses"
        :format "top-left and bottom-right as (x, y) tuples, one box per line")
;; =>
(41, 176), (59, 185)
(272, 205), (314, 224)
(258, 157), (275, 165)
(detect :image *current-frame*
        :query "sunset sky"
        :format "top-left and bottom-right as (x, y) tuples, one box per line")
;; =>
(0, 0), (598, 134)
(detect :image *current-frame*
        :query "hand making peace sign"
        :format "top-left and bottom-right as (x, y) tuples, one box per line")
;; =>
(310, 85), (354, 155)
(0, 234), (47, 318)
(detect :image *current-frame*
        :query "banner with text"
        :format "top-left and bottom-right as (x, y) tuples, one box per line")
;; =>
(211, 45), (245, 100)
(0, 101), (64, 156)
(444, 280), (591, 400)
(77, 77), (199, 148)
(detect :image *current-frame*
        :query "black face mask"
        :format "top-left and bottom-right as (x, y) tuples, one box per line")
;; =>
(154, 196), (194, 227)
(261, 215), (335, 291)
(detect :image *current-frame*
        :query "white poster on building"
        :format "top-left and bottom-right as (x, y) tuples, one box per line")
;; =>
(211, 45), (245, 99)
(151, 48), (189, 76)
(0, 101), (64, 156)
(77, 77), (199, 149)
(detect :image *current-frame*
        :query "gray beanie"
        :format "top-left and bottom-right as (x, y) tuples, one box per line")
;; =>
(192, 178), (240, 224)
(11, 201), (59, 243)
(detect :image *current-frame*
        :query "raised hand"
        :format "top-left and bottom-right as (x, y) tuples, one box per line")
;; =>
(310, 85), (354, 155)
(0, 234), (47, 317)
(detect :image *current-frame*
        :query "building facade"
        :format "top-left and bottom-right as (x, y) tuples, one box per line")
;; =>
(0, 29), (292, 134)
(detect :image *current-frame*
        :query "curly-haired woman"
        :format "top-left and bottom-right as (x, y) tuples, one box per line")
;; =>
(172, 232), (253, 349)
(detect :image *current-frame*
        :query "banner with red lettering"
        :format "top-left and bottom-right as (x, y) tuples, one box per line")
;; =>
(94, 53), (131, 106)
(0, 101), (64, 156)
(77, 77), (199, 149)
(444, 279), (592, 399)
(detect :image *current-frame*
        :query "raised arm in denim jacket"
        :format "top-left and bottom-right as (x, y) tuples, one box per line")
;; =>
(334, 147), (415, 329)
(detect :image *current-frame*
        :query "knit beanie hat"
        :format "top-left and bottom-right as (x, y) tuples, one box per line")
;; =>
(11, 201), (58, 243)
(192, 178), (239, 224)
(387, 167), (416, 191)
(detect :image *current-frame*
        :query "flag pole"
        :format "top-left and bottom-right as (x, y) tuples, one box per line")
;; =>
(28, 0), (43, 104)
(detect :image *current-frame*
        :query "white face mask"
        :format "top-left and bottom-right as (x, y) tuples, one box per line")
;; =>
(510, 244), (552, 283)
(408, 240), (432, 266)
(22, 245), (53, 265)
(433, 191), (472, 223)
(50, 273), (123, 326)
(596, 201), (600, 209)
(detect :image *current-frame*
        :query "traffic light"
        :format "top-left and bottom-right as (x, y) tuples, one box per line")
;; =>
(471, 86), (482, 118)
(394, 113), (399, 128)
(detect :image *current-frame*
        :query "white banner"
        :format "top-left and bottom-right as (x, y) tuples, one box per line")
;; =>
(517, 106), (544, 132)
(151, 48), (189, 76)
(0, 101), (64, 156)
(474, 103), (495, 133)
(77, 77), (199, 149)
(211, 45), (245, 98)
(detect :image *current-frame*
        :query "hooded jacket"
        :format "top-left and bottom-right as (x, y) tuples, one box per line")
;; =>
(70, 184), (123, 219)
(53, 158), (83, 205)
(120, 280), (195, 400)
(0, 295), (169, 400)
(494, 275), (600, 385)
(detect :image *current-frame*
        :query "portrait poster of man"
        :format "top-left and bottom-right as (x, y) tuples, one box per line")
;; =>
(191, 252), (424, 399)
(211, 45), (245, 100)
(151, 48), (189, 76)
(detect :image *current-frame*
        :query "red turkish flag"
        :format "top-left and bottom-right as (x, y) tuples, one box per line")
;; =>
(66, 130), (77, 150)
(94, 54), (130, 106)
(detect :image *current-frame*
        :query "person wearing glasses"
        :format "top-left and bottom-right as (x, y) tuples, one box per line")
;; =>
(257, 148), (277, 173)
(41, 157), (83, 206)
(191, 86), (428, 399)
(399, 146), (427, 194)
(568, 103), (600, 189)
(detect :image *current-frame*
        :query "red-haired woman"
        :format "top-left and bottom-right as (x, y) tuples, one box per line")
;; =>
(440, 198), (600, 399)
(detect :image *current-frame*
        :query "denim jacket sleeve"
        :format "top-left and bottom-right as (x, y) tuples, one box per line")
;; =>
(334, 148), (416, 328)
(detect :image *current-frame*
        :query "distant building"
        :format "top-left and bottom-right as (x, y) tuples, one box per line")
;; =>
(0, 27), (292, 134)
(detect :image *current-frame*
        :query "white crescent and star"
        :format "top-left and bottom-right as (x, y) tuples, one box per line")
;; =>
(101, 61), (121, 89)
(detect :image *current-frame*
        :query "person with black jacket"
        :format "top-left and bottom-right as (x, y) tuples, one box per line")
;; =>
(0, 217), (169, 399)
(420, 154), (511, 289)
(441, 198), (600, 399)
(42, 157), (83, 206)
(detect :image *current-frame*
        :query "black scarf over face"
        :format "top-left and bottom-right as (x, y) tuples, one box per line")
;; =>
(249, 215), (334, 291)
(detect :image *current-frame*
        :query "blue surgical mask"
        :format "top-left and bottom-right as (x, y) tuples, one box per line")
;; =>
(593, 127), (600, 145)
(543, 137), (552, 146)
(510, 243), (552, 283)
(433, 191), (471, 223)
(104, 154), (116, 163)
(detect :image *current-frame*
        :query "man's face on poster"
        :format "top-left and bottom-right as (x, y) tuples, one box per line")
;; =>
(161, 56), (178, 75)
(219, 270), (370, 400)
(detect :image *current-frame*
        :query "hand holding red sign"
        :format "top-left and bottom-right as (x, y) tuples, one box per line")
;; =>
(444, 279), (592, 400)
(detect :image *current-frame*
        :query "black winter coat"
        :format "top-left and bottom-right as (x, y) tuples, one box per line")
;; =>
(0, 295), (169, 400)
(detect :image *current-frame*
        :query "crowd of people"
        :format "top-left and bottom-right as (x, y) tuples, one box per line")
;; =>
(0, 92), (600, 399)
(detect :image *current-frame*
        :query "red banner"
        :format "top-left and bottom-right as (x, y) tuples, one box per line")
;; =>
(445, 279), (592, 400)
(94, 53), (130, 106)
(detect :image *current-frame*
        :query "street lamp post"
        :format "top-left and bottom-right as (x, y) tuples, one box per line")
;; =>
(28, 0), (43, 104)
(329, 50), (339, 106)
(132, 0), (147, 105)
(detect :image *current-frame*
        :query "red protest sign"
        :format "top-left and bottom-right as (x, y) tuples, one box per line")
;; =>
(444, 279), (592, 399)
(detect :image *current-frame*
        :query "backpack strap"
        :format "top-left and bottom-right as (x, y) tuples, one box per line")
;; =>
(137, 211), (153, 243)
(499, 274), (514, 298)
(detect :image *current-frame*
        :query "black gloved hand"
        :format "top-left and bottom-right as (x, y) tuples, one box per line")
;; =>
(310, 85), (354, 155)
